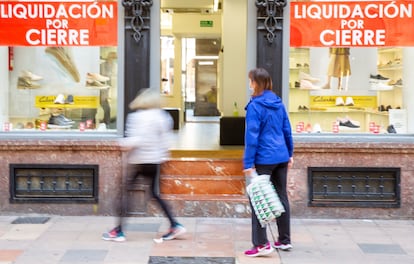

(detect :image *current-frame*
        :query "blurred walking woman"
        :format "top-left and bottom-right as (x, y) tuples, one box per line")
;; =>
(102, 88), (186, 242)
(243, 68), (294, 257)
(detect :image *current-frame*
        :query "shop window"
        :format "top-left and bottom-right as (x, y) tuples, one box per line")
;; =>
(289, 1), (413, 135)
(0, 1), (118, 134)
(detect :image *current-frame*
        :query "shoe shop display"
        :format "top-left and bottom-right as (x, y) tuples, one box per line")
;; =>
(45, 47), (80, 82)
(387, 124), (397, 133)
(66, 94), (74, 104)
(87, 72), (110, 82)
(17, 76), (41, 89)
(335, 97), (345, 106)
(54, 94), (66, 104)
(300, 79), (321, 90)
(299, 71), (320, 83)
(369, 82), (393, 91)
(337, 117), (360, 129)
(86, 78), (110, 89)
(312, 123), (322, 133)
(20, 70), (43, 81)
(369, 74), (390, 81)
(345, 97), (354, 106)
(47, 114), (75, 129)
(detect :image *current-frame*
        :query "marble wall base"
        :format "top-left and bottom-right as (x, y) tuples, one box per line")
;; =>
(1, 139), (414, 219)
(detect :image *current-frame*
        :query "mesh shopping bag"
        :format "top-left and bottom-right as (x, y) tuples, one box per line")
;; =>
(246, 174), (285, 227)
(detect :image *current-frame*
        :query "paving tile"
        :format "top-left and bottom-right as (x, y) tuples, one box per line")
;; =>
(0, 224), (50, 240)
(148, 256), (235, 264)
(0, 250), (22, 262)
(60, 249), (107, 262)
(358, 243), (406, 254)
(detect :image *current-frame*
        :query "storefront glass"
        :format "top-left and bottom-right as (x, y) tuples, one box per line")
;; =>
(289, 0), (413, 134)
(0, 0), (118, 133)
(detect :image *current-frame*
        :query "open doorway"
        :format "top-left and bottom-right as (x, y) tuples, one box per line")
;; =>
(160, 1), (222, 124)
(182, 38), (221, 122)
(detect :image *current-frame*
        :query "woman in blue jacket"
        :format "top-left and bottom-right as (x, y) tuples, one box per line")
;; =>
(243, 68), (294, 257)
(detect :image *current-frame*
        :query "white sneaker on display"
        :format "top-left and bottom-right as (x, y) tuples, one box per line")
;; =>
(54, 94), (66, 104)
(335, 97), (345, 106)
(345, 97), (354, 106)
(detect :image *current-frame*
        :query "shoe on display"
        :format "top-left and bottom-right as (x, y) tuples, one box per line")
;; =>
(17, 76), (41, 89)
(244, 242), (274, 257)
(66, 95), (74, 104)
(345, 97), (354, 106)
(86, 78), (110, 89)
(20, 70), (43, 81)
(335, 97), (345, 106)
(87, 72), (110, 82)
(369, 83), (393, 91)
(299, 71), (320, 83)
(338, 117), (360, 129)
(48, 114), (74, 129)
(369, 74), (389, 81)
(387, 124), (397, 133)
(313, 123), (322, 133)
(54, 94), (66, 104)
(45, 47), (80, 82)
(300, 79), (321, 90)
(273, 241), (293, 251)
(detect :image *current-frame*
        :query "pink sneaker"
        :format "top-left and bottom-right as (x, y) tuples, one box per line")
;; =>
(273, 241), (292, 251)
(244, 242), (274, 257)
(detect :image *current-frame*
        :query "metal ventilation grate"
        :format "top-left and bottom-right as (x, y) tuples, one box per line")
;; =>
(10, 164), (98, 203)
(308, 167), (400, 208)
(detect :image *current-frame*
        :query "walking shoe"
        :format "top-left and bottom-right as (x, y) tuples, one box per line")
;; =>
(162, 224), (186, 240)
(273, 241), (293, 251)
(45, 47), (80, 82)
(102, 228), (126, 242)
(244, 242), (274, 257)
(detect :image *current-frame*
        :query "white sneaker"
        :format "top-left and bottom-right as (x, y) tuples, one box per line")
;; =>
(345, 97), (354, 106)
(335, 97), (345, 106)
(54, 94), (66, 104)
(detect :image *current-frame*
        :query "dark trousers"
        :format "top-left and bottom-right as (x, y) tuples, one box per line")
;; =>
(251, 162), (291, 246)
(115, 163), (177, 230)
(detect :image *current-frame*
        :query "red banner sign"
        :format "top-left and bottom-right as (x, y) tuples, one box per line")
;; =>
(0, 1), (117, 46)
(290, 1), (414, 47)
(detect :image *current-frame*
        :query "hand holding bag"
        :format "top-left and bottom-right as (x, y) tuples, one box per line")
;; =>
(246, 173), (285, 227)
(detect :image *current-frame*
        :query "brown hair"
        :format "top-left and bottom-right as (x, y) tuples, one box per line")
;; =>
(129, 88), (161, 110)
(248, 68), (273, 96)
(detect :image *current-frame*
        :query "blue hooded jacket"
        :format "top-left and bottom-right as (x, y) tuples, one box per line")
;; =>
(243, 90), (294, 169)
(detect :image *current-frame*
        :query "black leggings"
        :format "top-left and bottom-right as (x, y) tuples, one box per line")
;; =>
(250, 163), (291, 246)
(116, 163), (177, 229)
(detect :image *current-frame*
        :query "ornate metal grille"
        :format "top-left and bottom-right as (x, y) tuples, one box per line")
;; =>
(10, 164), (98, 203)
(308, 167), (400, 208)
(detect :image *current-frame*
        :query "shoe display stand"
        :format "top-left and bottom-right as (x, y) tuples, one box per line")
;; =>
(288, 48), (405, 134)
(34, 95), (99, 130)
(289, 48), (310, 89)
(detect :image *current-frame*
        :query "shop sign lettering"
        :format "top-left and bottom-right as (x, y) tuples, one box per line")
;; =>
(291, 1), (414, 47)
(0, 1), (117, 46)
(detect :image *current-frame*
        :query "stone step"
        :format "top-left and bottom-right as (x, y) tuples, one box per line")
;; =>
(151, 152), (250, 217)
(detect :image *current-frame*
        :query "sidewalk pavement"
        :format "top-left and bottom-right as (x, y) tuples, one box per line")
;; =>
(0, 215), (414, 264)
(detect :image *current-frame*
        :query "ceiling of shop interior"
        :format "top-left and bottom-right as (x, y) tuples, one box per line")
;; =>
(161, 0), (222, 13)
